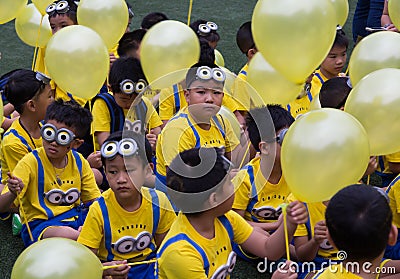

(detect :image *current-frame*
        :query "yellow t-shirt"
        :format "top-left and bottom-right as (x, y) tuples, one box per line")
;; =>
(232, 157), (290, 223)
(1, 118), (43, 184)
(231, 64), (251, 111)
(155, 106), (239, 177)
(377, 152), (400, 174)
(285, 91), (315, 119)
(311, 264), (363, 279)
(2, 147), (101, 223)
(158, 210), (253, 279)
(387, 175), (400, 228)
(159, 84), (238, 122)
(77, 187), (176, 262)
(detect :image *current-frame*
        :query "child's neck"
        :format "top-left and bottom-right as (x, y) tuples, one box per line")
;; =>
(319, 68), (336, 80)
(342, 256), (383, 279)
(49, 154), (68, 169)
(115, 188), (142, 212)
(186, 211), (216, 240)
(260, 156), (282, 184)
(19, 116), (40, 139)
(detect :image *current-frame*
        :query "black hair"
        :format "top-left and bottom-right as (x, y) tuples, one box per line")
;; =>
(190, 19), (220, 44)
(167, 147), (230, 213)
(199, 40), (215, 64)
(4, 69), (47, 114)
(117, 29), (147, 57)
(144, 137), (153, 164)
(48, 0), (78, 24)
(246, 105), (294, 151)
(333, 29), (349, 50)
(326, 184), (392, 261)
(141, 12), (169, 30)
(44, 99), (92, 138)
(236, 21), (255, 55)
(185, 61), (221, 88)
(319, 77), (352, 109)
(109, 57), (147, 93)
(101, 130), (148, 167)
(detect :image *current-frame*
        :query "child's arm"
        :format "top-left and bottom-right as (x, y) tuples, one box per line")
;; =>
(294, 220), (327, 262)
(154, 232), (168, 247)
(95, 131), (110, 148)
(0, 174), (23, 212)
(86, 247), (130, 279)
(240, 201), (308, 261)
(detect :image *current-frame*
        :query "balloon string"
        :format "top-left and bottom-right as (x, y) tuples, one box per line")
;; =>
(89, 99), (97, 152)
(187, 0), (194, 25)
(102, 259), (157, 270)
(238, 142), (251, 169)
(31, 15), (44, 71)
(367, 175), (370, 185)
(282, 203), (290, 262)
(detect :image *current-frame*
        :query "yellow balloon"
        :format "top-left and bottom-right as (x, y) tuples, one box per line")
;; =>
(309, 93), (322, 110)
(252, 0), (337, 84)
(218, 105), (241, 141)
(247, 52), (303, 105)
(330, 0), (349, 26)
(45, 25), (109, 99)
(15, 4), (52, 48)
(11, 238), (103, 279)
(345, 68), (400, 155)
(281, 108), (369, 203)
(0, 0), (27, 24)
(141, 20), (200, 89)
(389, 0), (400, 31)
(32, 0), (54, 16)
(214, 49), (225, 67)
(78, 0), (128, 50)
(349, 31), (400, 86)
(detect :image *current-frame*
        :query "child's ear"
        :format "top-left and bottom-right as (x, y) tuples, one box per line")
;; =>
(184, 89), (190, 102)
(388, 224), (398, 246)
(208, 192), (219, 208)
(247, 48), (257, 60)
(25, 100), (36, 112)
(72, 139), (84, 149)
(259, 141), (271, 155)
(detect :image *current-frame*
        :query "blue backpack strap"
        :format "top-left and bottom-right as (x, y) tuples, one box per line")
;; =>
(3, 129), (33, 152)
(173, 84), (180, 113)
(66, 92), (75, 102)
(32, 150), (54, 219)
(378, 156), (385, 172)
(314, 72), (325, 85)
(171, 113), (200, 148)
(307, 91), (313, 102)
(244, 166), (259, 222)
(212, 115), (226, 139)
(95, 93), (125, 132)
(239, 69), (247, 76)
(98, 197), (114, 262)
(157, 233), (210, 276)
(149, 189), (160, 236)
(303, 203), (312, 241)
(71, 150), (83, 178)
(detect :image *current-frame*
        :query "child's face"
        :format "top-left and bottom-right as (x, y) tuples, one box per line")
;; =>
(114, 92), (137, 110)
(105, 155), (148, 198)
(49, 14), (75, 34)
(42, 120), (77, 161)
(34, 85), (54, 121)
(320, 45), (347, 78)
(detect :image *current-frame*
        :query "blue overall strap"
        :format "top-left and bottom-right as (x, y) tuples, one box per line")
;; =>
(386, 175), (400, 194)
(98, 197), (114, 262)
(71, 150), (83, 178)
(67, 92), (76, 102)
(212, 115), (226, 139)
(239, 69), (247, 76)
(303, 203), (312, 241)
(314, 72), (325, 85)
(4, 129), (32, 152)
(307, 91), (313, 102)
(149, 188), (160, 236)
(217, 215), (235, 249)
(170, 113), (200, 148)
(286, 104), (291, 113)
(32, 150), (54, 219)
(173, 84), (180, 113)
(378, 156), (385, 172)
(96, 93), (125, 132)
(244, 166), (259, 222)
(157, 233), (210, 276)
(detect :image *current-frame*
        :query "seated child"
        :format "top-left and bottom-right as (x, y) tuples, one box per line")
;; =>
(117, 29), (147, 60)
(77, 131), (176, 279)
(311, 184), (400, 278)
(0, 99), (101, 246)
(157, 147), (308, 278)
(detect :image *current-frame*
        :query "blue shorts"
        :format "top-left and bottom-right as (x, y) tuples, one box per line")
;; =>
(128, 261), (156, 279)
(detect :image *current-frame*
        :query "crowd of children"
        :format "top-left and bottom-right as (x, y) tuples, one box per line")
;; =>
(1, 0), (400, 278)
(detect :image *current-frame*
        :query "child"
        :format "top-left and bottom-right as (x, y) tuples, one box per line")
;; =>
(157, 147), (308, 278)
(232, 105), (294, 233)
(77, 131), (176, 279)
(155, 62), (240, 193)
(190, 19), (220, 49)
(319, 76), (352, 110)
(0, 99), (101, 246)
(311, 184), (400, 278)
(117, 29), (147, 60)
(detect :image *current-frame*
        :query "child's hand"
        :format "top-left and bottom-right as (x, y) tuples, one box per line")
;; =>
(146, 131), (158, 152)
(313, 220), (327, 245)
(103, 260), (130, 279)
(7, 173), (24, 196)
(271, 260), (297, 279)
(109, 53), (117, 67)
(286, 201), (308, 225)
(87, 151), (102, 169)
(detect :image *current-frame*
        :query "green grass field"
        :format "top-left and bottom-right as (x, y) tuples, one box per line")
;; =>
(0, 0), (358, 278)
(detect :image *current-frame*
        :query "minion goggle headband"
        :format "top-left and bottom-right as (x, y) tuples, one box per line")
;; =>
(186, 66), (226, 88)
(46, 1), (72, 17)
(41, 123), (76, 146)
(101, 138), (139, 160)
(118, 79), (148, 95)
(198, 21), (218, 36)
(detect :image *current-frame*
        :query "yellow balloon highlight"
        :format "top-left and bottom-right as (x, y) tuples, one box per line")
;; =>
(32, 0), (54, 16)
(281, 108), (370, 203)
(78, 0), (128, 50)
(0, 0), (27, 24)
(141, 20), (200, 89)
(214, 49), (225, 67)
(15, 4), (52, 48)
(247, 52), (303, 105)
(330, 0), (349, 26)
(389, 0), (400, 31)
(345, 68), (400, 155)
(218, 105), (241, 141)
(252, 0), (337, 84)
(11, 238), (103, 279)
(45, 25), (109, 100)
(349, 31), (400, 86)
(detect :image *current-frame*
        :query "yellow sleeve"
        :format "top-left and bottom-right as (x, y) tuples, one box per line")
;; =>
(143, 97), (162, 130)
(12, 156), (35, 207)
(79, 154), (101, 202)
(77, 201), (104, 249)
(159, 87), (175, 121)
(222, 94), (238, 112)
(226, 210), (253, 245)
(232, 169), (252, 211)
(219, 115), (239, 153)
(156, 192), (177, 234)
(2, 140), (30, 175)
(386, 151), (400, 163)
(92, 98), (111, 133)
(232, 75), (250, 111)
